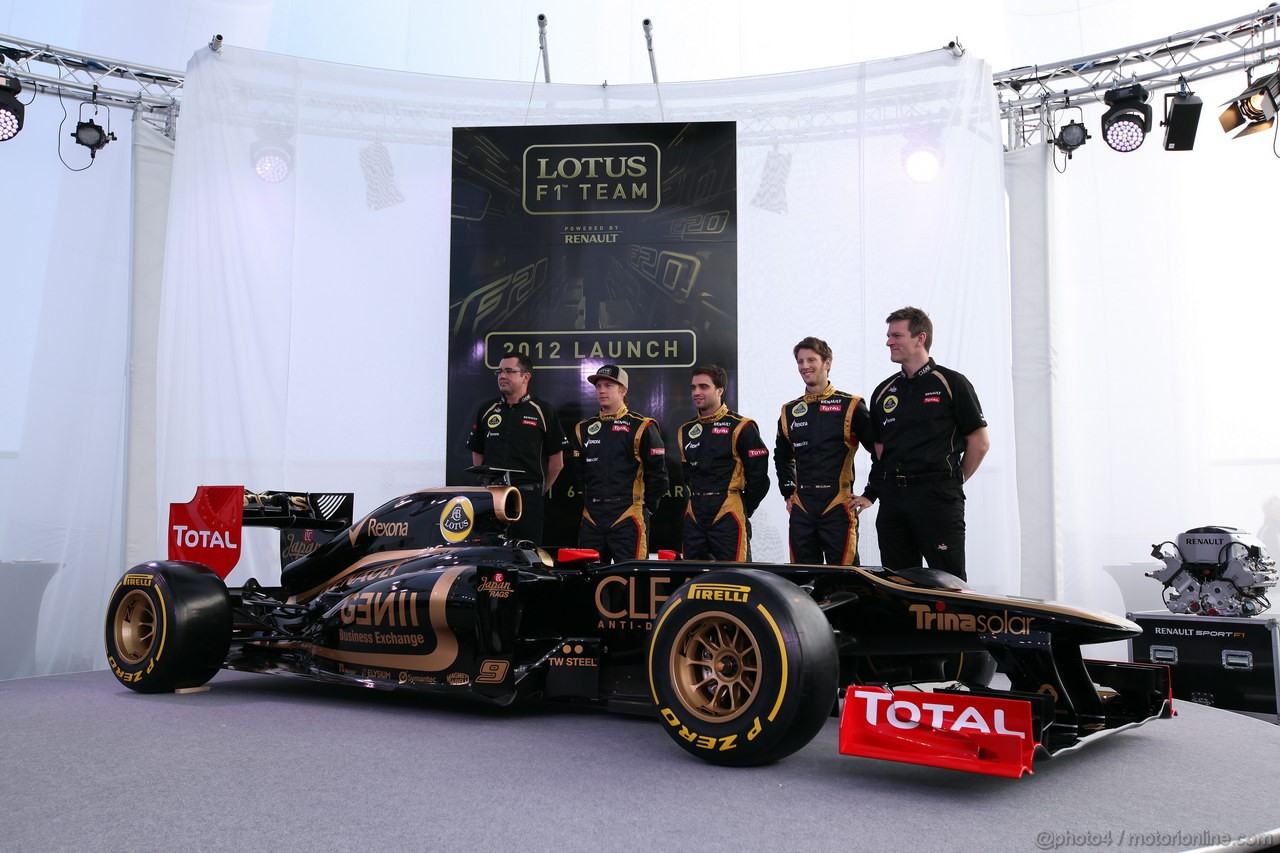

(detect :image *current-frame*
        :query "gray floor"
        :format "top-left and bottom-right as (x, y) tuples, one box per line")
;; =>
(3, 669), (1280, 853)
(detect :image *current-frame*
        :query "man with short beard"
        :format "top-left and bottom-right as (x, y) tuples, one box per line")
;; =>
(775, 336), (874, 565)
(467, 354), (567, 543)
(677, 364), (769, 561)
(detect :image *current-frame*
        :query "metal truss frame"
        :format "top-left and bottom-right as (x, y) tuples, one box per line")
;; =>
(3, 7), (1279, 149)
(0, 33), (184, 138)
(994, 7), (1280, 150)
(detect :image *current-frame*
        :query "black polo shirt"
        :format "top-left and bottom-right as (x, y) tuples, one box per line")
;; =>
(866, 358), (986, 484)
(467, 394), (568, 486)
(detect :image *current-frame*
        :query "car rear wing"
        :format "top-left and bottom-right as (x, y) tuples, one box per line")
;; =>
(168, 485), (354, 579)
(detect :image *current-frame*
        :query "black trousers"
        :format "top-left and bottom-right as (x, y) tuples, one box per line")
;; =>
(579, 503), (648, 565)
(682, 501), (750, 562)
(788, 492), (858, 566)
(874, 480), (967, 580)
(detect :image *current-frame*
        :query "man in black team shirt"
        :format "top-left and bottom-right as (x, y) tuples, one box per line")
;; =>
(775, 336), (875, 565)
(853, 307), (989, 581)
(467, 354), (568, 544)
(677, 365), (770, 561)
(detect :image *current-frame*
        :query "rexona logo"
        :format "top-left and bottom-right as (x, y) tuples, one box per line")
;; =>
(523, 142), (661, 215)
(440, 496), (475, 543)
(348, 514), (411, 545)
(688, 583), (751, 604)
(908, 603), (1035, 635)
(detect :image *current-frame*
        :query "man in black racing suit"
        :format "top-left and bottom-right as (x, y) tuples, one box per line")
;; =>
(775, 336), (875, 565)
(571, 364), (668, 564)
(677, 364), (770, 561)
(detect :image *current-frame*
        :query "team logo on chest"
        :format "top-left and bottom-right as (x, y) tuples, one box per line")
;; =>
(882, 395), (899, 413)
(792, 401), (809, 417)
(486, 413), (503, 428)
(688, 423), (703, 439)
(588, 421), (602, 435)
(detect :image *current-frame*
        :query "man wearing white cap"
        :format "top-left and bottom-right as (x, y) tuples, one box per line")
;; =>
(571, 364), (669, 563)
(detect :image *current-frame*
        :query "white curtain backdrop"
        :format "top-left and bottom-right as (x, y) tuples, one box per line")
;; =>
(153, 46), (1017, 592)
(0, 91), (135, 679)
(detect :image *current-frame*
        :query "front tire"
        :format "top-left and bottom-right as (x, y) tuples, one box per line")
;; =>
(104, 561), (232, 693)
(647, 569), (838, 766)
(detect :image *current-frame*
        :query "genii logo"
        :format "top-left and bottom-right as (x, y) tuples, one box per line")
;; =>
(440, 496), (475, 543)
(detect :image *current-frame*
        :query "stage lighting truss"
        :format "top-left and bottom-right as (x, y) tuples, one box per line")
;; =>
(1219, 66), (1280, 140)
(0, 70), (23, 141)
(995, 8), (1280, 154)
(1100, 82), (1152, 152)
(0, 34), (182, 140)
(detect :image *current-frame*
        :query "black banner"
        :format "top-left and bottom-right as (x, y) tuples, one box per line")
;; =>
(448, 121), (738, 549)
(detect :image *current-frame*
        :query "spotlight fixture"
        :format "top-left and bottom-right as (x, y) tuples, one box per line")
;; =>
(0, 73), (23, 142)
(1219, 69), (1280, 139)
(1100, 82), (1152, 152)
(1053, 120), (1090, 158)
(73, 119), (114, 154)
(1160, 82), (1203, 151)
(72, 93), (116, 159)
(251, 139), (293, 183)
(901, 136), (942, 183)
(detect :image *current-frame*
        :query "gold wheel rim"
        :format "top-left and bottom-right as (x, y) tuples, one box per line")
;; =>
(113, 590), (156, 663)
(669, 611), (761, 724)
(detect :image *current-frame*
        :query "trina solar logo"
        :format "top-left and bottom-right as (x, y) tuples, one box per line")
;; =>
(908, 603), (1035, 635)
(523, 143), (661, 215)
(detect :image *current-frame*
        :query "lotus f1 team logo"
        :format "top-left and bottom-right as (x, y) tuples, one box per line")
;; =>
(440, 496), (475, 543)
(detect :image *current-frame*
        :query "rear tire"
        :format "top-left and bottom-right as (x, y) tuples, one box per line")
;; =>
(647, 569), (838, 766)
(104, 562), (232, 693)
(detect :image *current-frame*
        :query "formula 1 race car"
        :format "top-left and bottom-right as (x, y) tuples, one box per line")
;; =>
(105, 481), (1173, 778)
